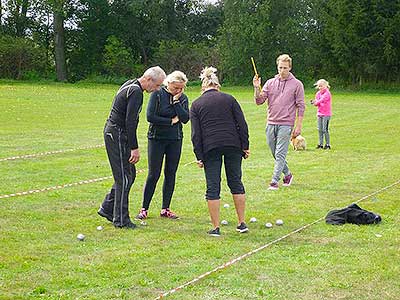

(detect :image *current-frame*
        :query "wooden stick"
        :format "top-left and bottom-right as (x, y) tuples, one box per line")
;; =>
(251, 57), (262, 91)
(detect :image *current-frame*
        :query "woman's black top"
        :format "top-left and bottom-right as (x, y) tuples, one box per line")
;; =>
(190, 89), (249, 161)
(147, 87), (189, 140)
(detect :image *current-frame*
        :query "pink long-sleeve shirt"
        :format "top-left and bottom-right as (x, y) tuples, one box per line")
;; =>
(255, 73), (305, 126)
(314, 88), (332, 117)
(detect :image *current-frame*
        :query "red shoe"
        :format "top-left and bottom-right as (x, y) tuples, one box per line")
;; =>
(283, 173), (293, 187)
(160, 208), (179, 219)
(268, 182), (279, 190)
(135, 208), (148, 220)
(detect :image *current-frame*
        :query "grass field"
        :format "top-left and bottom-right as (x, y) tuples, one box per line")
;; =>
(0, 82), (399, 300)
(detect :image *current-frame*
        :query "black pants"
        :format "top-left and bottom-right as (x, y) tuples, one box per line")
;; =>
(101, 121), (135, 226)
(203, 146), (245, 200)
(142, 139), (182, 210)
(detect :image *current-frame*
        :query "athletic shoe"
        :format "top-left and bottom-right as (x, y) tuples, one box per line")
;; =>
(283, 173), (293, 187)
(236, 222), (249, 233)
(115, 222), (136, 229)
(207, 227), (221, 237)
(160, 208), (179, 219)
(324, 144), (331, 150)
(316, 144), (323, 149)
(135, 208), (148, 220)
(97, 207), (113, 222)
(268, 182), (279, 190)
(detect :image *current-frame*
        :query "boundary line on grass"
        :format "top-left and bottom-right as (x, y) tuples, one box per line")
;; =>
(0, 144), (104, 162)
(154, 179), (400, 299)
(0, 169), (145, 199)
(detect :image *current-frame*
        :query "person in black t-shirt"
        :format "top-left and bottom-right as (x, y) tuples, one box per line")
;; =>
(136, 71), (189, 220)
(98, 66), (166, 229)
(190, 67), (250, 236)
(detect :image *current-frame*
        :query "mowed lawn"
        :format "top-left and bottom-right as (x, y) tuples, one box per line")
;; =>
(0, 82), (399, 300)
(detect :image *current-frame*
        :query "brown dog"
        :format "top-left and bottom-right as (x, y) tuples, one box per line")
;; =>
(291, 135), (306, 151)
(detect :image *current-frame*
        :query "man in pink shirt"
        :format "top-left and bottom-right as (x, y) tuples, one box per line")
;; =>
(253, 54), (305, 190)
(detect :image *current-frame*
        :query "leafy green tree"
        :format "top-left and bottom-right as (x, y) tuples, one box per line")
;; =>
(102, 35), (137, 77)
(318, 0), (400, 84)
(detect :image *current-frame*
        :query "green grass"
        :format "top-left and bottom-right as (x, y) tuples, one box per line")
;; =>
(0, 82), (399, 300)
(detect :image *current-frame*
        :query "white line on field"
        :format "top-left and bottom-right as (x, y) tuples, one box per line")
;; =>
(154, 179), (400, 299)
(0, 169), (145, 199)
(0, 144), (104, 162)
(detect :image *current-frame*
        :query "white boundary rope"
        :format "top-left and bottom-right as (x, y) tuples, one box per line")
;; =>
(154, 179), (400, 299)
(0, 169), (145, 199)
(0, 144), (104, 162)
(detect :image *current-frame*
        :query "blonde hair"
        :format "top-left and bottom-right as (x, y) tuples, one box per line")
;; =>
(314, 79), (330, 89)
(200, 66), (220, 89)
(276, 54), (292, 68)
(164, 70), (188, 86)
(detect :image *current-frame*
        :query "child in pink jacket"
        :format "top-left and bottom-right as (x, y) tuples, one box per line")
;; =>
(311, 79), (332, 149)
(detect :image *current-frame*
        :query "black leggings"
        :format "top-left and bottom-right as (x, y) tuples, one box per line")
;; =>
(142, 139), (182, 210)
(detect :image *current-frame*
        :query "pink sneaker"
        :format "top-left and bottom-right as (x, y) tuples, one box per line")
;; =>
(268, 182), (279, 190)
(135, 208), (148, 220)
(160, 208), (179, 219)
(283, 173), (293, 187)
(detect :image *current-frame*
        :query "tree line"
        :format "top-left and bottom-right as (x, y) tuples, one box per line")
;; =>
(1, 0), (399, 86)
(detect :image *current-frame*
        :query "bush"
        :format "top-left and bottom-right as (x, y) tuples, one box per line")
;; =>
(0, 35), (47, 79)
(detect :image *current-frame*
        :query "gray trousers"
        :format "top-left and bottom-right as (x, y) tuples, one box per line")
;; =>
(266, 125), (292, 184)
(318, 116), (331, 146)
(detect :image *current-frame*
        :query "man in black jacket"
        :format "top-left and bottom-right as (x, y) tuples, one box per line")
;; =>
(98, 66), (166, 229)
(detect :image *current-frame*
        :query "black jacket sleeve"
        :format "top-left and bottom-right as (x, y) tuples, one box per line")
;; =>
(232, 99), (250, 150)
(147, 91), (173, 125)
(190, 104), (203, 161)
(173, 94), (189, 124)
(125, 88), (143, 149)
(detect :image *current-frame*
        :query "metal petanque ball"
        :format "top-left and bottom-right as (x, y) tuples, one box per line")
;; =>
(250, 217), (257, 223)
(221, 220), (228, 225)
(96, 226), (103, 231)
(265, 222), (273, 228)
(77, 233), (85, 241)
(276, 219), (284, 226)
(223, 203), (230, 208)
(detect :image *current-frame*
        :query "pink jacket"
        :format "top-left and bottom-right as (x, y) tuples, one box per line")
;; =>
(255, 73), (305, 126)
(314, 88), (332, 116)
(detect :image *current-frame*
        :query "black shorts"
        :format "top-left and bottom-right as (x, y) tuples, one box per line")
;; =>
(203, 146), (245, 200)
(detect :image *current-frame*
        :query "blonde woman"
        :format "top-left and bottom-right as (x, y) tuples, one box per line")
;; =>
(136, 71), (189, 220)
(190, 67), (250, 236)
(311, 79), (332, 149)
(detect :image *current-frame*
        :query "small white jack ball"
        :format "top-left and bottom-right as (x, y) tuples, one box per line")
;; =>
(250, 217), (257, 223)
(223, 204), (230, 208)
(96, 226), (103, 231)
(265, 222), (273, 228)
(276, 219), (284, 226)
(77, 233), (85, 241)
(221, 220), (228, 225)
(140, 221), (147, 226)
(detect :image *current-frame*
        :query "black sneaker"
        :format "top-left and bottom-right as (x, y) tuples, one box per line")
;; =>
(316, 145), (323, 149)
(207, 227), (221, 237)
(324, 144), (331, 150)
(97, 207), (113, 222)
(236, 222), (249, 233)
(115, 222), (137, 229)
